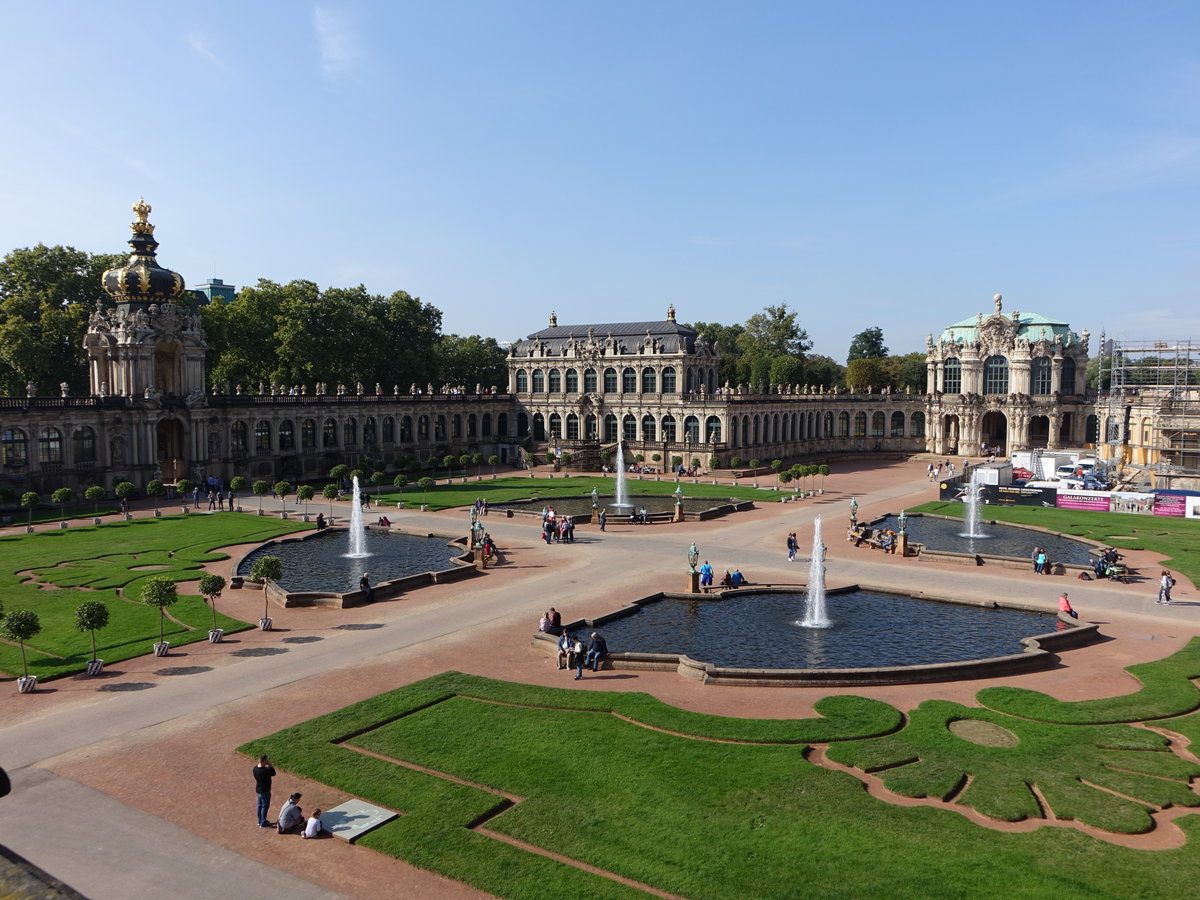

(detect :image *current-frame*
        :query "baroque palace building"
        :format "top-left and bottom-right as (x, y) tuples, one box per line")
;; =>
(2, 200), (1198, 497)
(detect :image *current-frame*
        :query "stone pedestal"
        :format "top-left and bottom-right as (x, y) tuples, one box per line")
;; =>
(689, 571), (700, 594)
(673, 505), (684, 523)
(897, 533), (909, 557)
(474, 546), (486, 570)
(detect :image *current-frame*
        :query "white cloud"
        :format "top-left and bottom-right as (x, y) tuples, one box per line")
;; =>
(186, 31), (230, 74)
(313, 6), (359, 77)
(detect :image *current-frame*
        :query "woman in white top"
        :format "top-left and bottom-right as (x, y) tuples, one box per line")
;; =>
(303, 809), (323, 839)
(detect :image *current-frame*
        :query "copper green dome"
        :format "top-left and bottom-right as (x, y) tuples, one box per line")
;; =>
(102, 199), (186, 306)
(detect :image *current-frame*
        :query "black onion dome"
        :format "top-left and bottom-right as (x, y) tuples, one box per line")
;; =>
(102, 199), (186, 306)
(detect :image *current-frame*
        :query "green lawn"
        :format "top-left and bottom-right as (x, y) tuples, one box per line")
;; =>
(909, 500), (1200, 586)
(0, 514), (307, 680)
(244, 651), (1200, 899)
(365, 474), (784, 512)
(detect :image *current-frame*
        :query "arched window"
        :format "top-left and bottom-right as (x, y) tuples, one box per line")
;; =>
(854, 412), (867, 437)
(661, 367), (677, 393)
(452, 414), (462, 439)
(838, 412), (850, 437)
(911, 411), (926, 437)
(642, 367), (657, 393)
(983, 355), (1009, 395)
(277, 420), (294, 450)
(418, 416), (429, 440)
(584, 368), (598, 392)
(585, 414), (597, 439)
(467, 414), (476, 438)
(497, 413), (508, 436)
(72, 426), (96, 462)
(516, 369), (528, 393)
(255, 420), (271, 452)
(322, 419), (338, 447)
(400, 416), (413, 442)
(1, 428), (27, 467)
(532, 369), (545, 393)
(642, 415), (657, 442)
(566, 368), (579, 393)
(684, 416), (700, 443)
(566, 413), (580, 440)
(604, 414), (618, 442)
(1061, 357), (1077, 394)
(622, 367), (637, 393)
(383, 417), (394, 443)
(548, 413), (562, 439)
(942, 357), (961, 393)
(344, 417), (357, 446)
(603, 367), (617, 393)
(685, 368), (694, 392)
(516, 412), (528, 437)
(38, 427), (62, 464)
(706, 415), (722, 443)
(232, 421), (249, 451)
(890, 411), (905, 437)
(532, 414), (546, 441)
(1031, 357), (1052, 395)
(434, 415), (446, 441)
(622, 414), (637, 440)
(1086, 414), (1099, 444)
(872, 412), (885, 437)
(302, 419), (317, 449)
(548, 368), (561, 392)
(482, 413), (492, 436)
(661, 415), (677, 442)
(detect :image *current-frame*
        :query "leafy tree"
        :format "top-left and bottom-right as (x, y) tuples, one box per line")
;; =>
(51, 486), (73, 520)
(847, 326), (889, 362)
(749, 458), (761, 470)
(329, 464), (349, 488)
(418, 476), (435, 504)
(176, 478), (194, 498)
(249, 555), (282, 621)
(779, 469), (793, 485)
(487, 454), (500, 476)
(442, 454), (455, 476)
(296, 484), (314, 514)
(768, 355), (806, 387)
(322, 483), (339, 514)
(690, 457), (701, 469)
(804, 354), (845, 389)
(435, 334), (507, 389)
(250, 479), (268, 512)
(84, 484), (105, 516)
(688, 320), (747, 385)
(471, 453), (483, 476)
(882, 352), (927, 393)
(819, 463), (830, 489)
(0, 245), (124, 395)
(229, 476), (247, 500)
(145, 479), (164, 511)
(198, 573), (226, 631)
(391, 474), (407, 495)
(370, 470), (385, 502)
(771, 459), (783, 475)
(846, 357), (886, 390)
(74, 600), (110, 663)
(20, 491), (38, 527)
(736, 305), (812, 383)
(2, 609), (41, 678)
(273, 480), (291, 513)
(141, 576), (178, 646)
(114, 481), (135, 511)
(729, 456), (743, 469)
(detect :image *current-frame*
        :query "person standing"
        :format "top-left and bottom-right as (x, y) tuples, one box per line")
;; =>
(598, 510), (607, 532)
(699, 560), (714, 588)
(1158, 570), (1175, 605)
(252, 754), (276, 828)
(786, 532), (797, 562)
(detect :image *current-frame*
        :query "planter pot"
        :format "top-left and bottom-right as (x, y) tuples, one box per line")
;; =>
(93, 517), (103, 525)
(86, 659), (104, 676)
(25, 525), (34, 534)
(182, 506), (190, 514)
(421, 504), (428, 512)
(491, 474), (496, 480)
(59, 521), (68, 529)
(208, 628), (224, 643)
(258, 616), (273, 631)
(123, 513), (133, 520)
(302, 513), (311, 522)
(257, 508), (265, 516)
(154, 509), (162, 517)
(153, 641), (170, 657)
(17, 675), (38, 693)
(279, 511), (288, 519)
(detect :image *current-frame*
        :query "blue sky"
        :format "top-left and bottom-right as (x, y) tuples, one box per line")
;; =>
(2, 1), (1198, 361)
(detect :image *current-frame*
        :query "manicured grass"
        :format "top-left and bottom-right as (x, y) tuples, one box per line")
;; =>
(0, 514), (307, 680)
(909, 500), (1200, 585)
(365, 475), (784, 512)
(243, 671), (1200, 899)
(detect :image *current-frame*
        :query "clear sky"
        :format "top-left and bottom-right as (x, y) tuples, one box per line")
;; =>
(2, 1), (1198, 362)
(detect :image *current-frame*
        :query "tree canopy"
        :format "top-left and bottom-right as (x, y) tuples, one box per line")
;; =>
(847, 326), (888, 362)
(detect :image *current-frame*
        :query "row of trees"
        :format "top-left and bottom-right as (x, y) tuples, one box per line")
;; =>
(0, 245), (508, 396)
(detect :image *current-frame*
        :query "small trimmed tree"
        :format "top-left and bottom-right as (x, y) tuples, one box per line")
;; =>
(418, 476), (435, 505)
(329, 464), (349, 487)
(252, 479), (269, 512)
(273, 481), (291, 513)
(114, 481), (135, 509)
(370, 470), (385, 502)
(146, 479), (164, 511)
(488, 454), (499, 476)
(472, 452), (483, 476)
(442, 454), (455, 476)
(51, 486), (73, 521)
(75, 600), (110, 663)
(229, 476), (247, 507)
(771, 459), (783, 476)
(84, 484), (106, 516)
(819, 464), (830, 490)
(198, 573), (227, 631)
(392, 473), (407, 494)
(691, 457), (701, 470)
(322, 483), (338, 514)
(296, 484), (314, 515)
(729, 456), (743, 469)
(749, 458), (761, 470)
(779, 469), (794, 485)
(141, 576), (178, 647)
(20, 491), (38, 527)
(176, 478), (194, 501)
(249, 555), (283, 621)
(2, 609), (41, 679)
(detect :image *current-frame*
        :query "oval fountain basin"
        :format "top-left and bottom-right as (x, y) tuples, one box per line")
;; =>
(494, 495), (740, 517)
(874, 515), (1095, 565)
(596, 590), (1056, 669)
(238, 529), (458, 593)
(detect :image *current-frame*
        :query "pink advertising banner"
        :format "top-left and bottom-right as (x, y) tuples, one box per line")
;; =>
(1152, 494), (1188, 517)
(1056, 492), (1112, 512)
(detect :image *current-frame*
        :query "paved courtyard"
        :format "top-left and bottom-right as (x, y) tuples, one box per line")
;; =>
(1, 457), (1196, 898)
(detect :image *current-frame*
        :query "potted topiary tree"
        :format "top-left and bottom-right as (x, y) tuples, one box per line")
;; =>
(3, 608), (42, 692)
(274, 480), (291, 518)
(229, 475), (247, 511)
(199, 572), (227, 642)
(472, 452), (483, 478)
(296, 484), (314, 520)
(392, 474), (406, 508)
(20, 491), (38, 533)
(329, 464), (349, 493)
(322, 483), (338, 518)
(115, 480), (135, 518)
(75, 599), (110, 675)
(418, 476), (435, 510)
(52, 486), (73, 528)
(141, 576), (178, 656)
(146, 479), (164, 516)
(176, 477), (194, 513)
(85, 484), (106, 524)
(249, 556), (282, 630)
(818, 464), (829, 493)
(488, 454), (499, 478)
(252, 479), (269, 515)
(370, 470), (385, 505)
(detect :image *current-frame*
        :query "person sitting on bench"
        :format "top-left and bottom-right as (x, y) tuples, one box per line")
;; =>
(730, 569), (746, 587)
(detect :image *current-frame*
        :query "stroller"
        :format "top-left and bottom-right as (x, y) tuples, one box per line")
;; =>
(1105, 562), (1130, 583)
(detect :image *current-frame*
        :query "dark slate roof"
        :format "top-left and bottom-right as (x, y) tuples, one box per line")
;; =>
(515, 319), (700, 355)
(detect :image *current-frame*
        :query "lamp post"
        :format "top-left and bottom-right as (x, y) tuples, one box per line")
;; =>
(688, 541), (700, 594)
(849, 497), (858, 528)
(896, 509), (909, 558)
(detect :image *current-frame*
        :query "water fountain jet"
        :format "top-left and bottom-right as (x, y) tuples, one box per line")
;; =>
(346, 475), (371, 559)
(960, 469), (990, 539)
(798, 517), (831, 628)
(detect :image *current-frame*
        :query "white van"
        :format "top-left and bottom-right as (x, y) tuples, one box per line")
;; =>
(1055, 464), (1076, 480)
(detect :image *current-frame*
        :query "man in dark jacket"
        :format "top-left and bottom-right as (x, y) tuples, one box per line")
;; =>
(252, 755), (276, 827)
(584, 632), (608, 672)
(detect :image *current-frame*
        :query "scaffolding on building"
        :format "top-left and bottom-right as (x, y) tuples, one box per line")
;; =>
(1096, 336), (1200, 481)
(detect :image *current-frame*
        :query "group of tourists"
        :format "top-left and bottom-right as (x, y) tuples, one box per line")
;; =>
(697, 560), (747, 588)
(556, 630), (608, 679)
(1032, 547), (1051, 574)
(540, 506), (576, 543)
(252, 755), (323, 839)
(925, 460), (959, 481)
